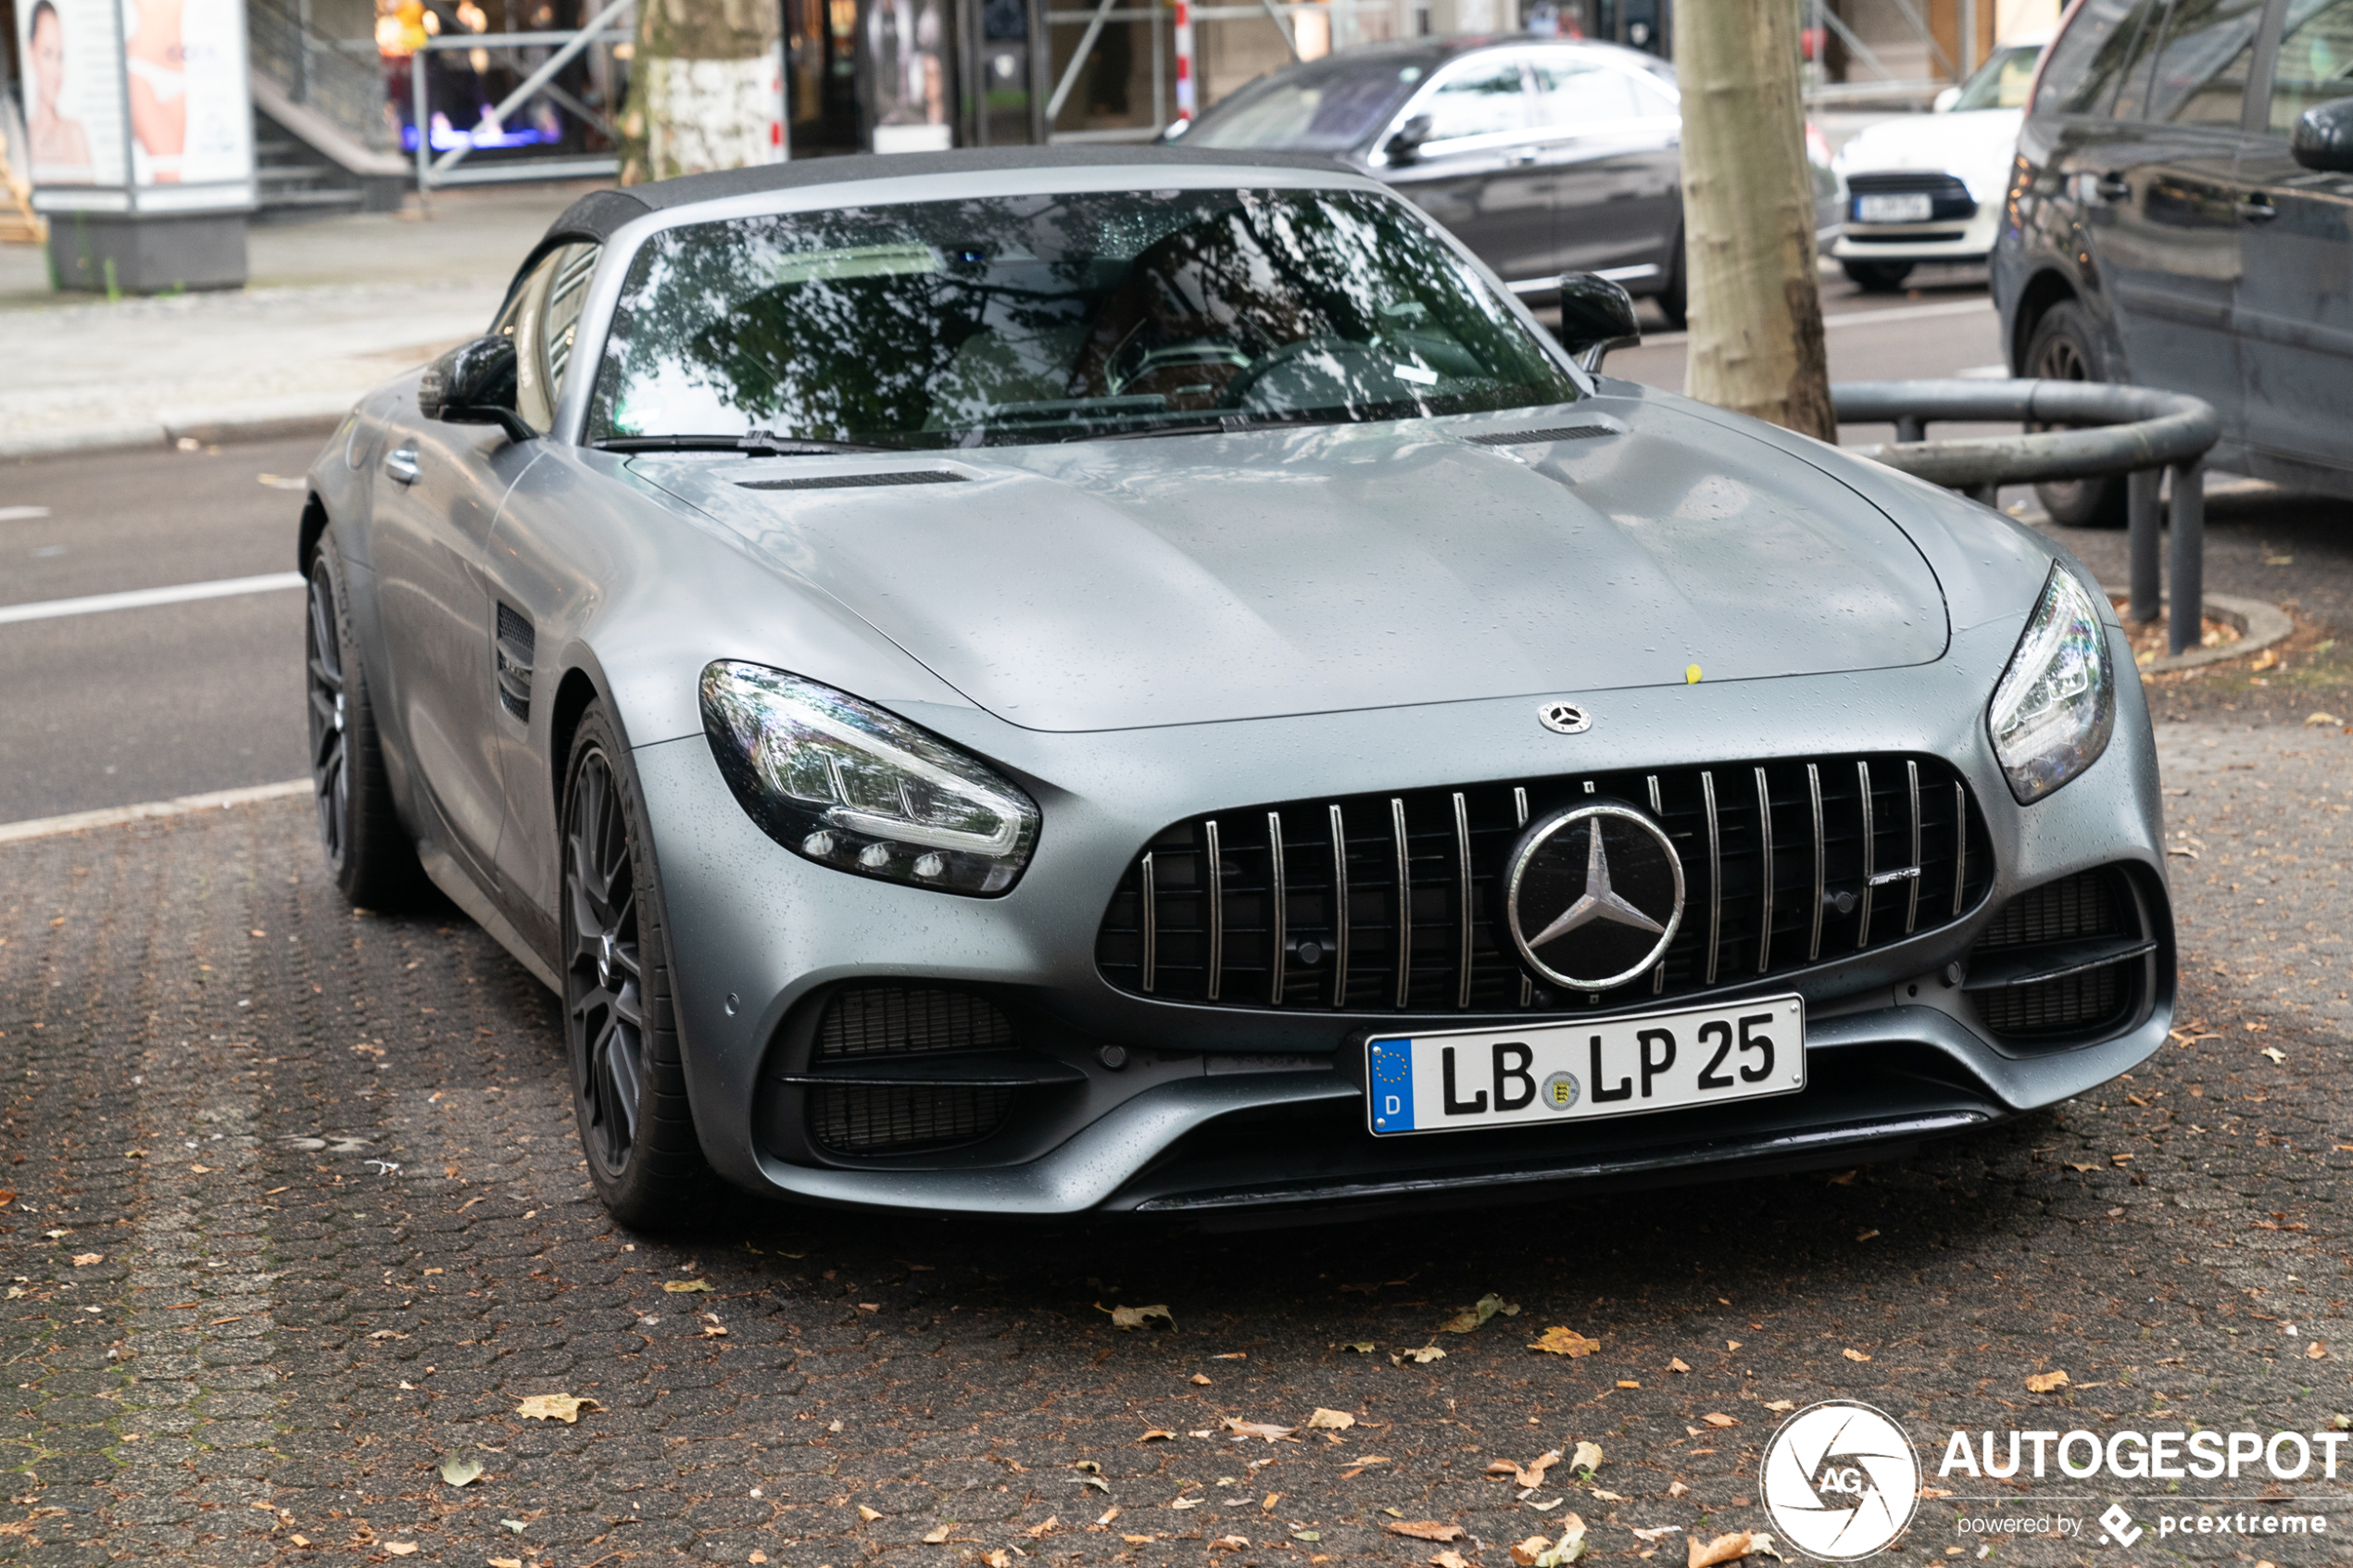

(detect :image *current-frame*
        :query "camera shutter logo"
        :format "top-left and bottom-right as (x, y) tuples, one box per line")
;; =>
(1758, 1400), (1919, 1560)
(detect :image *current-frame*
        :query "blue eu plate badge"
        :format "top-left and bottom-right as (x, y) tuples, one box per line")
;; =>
(1368, 1039), (1416, 1133)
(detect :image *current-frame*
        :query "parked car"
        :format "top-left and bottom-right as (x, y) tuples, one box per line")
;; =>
(304, 146), (2173, 1226)
(1993, 0), (2353, 521)
(1831, 31), (2051, 290)
(1168, 39), (1692, 323)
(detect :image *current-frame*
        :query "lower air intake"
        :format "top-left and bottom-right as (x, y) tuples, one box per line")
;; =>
(1969, 868), (2144, 1043)
(815, 985), (1014, 1061)
(810, 1083), (1013, 1154)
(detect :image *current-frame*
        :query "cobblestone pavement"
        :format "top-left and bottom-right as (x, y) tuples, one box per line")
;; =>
(0, 720), (2347, 1568)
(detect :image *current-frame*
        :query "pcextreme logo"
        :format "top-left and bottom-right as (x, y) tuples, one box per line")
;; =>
(1758, 1401), (1922, 1560)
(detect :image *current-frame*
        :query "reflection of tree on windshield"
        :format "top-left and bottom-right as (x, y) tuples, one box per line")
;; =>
(590, 188), (1579, 449)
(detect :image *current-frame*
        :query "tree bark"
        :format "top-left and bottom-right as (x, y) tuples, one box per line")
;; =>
(618, 0), (781, 186)
(1673, 0), (1835, 442)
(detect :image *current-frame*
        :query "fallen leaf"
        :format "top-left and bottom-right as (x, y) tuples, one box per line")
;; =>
(1190, 1373), (1214, 1385)
(1099, 1301), (1175, 1331)
(1516, 1514), (1589, 1566)
(1855, 1229), (1880, 1242)
(2024, 1370), (2070, 1394)
(69, 1254), (100, 1267)
(1210, 1536), (1251, 1552)
(1571, 1440), (1604, 1474)
(1441, 1292), (1522, 1333)
(437, 1455), (484, 1487)
(1630, 1525), (1684, 1542)
(1529, 1326), (1602, 1357)
(2308, 1342), (2328, 1361)
(1667, 1357), (1691, 1374)
(2262, 1047), (2286, 1064)
(514, 1394), (599, 1424)
(490, 1560), (522, 1568)
(751, 1553), (770, 1566)
(1395, 1345), (1447, 1365)
(1386, 1521), (1466, 1542)
(1688, 1529), (1776, 1567)
(1514, 1537), (1555, 1565)
(1763, 1399), (1795, 1412)
(1221, 1417), (1297, 1442)
(1122, 1537), (1158, 1547)
(1591, 1488), (1627, 1501)
(1140, 1428), (1176, 1441)
(858, 1505), (882, 1522)
(384, 1545), (419, 1557)
(662, 1278), (713, 1293)
(1344, 1341), (1376, 1354)
(1918, 1487), (1953, 1499)
(984, 1552), (1012, 1566)
(368, 1330), (408, 1340)
(2306, 711), (2344, 727)
(1726, 1340), (1742, 1351)
(1668, 1481), (1690, 1498)
(289, 1536), (311, 1549)
(1431, 1554), (1472, 1568)
(1487, 1449), (1561, 1487)
(1702, 1413), (1738, 1428)
(1026, 1516), (1058, 1537)
(922, 1525), (951, 1543)
(1258, 1494), (1277, 1513)
(1841, 1348), (1870, 1362)
(498, 1520), (527, 1533)
(1306, 1409), (1355, 1431)
(1171, 1497), (1205, 1510)
(1617, 1381), (1642, 1390)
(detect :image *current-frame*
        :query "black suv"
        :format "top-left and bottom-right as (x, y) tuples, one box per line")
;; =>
(1993, 0), (2353, 522)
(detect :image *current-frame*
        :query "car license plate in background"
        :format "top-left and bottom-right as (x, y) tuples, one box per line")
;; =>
(1856, 193), (1933, 223)
(1365, 995), (1805, 1135)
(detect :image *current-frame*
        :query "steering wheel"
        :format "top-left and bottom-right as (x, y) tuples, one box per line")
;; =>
(1217, 335), (1387, 413)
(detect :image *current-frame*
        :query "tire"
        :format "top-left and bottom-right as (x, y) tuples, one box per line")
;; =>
(306, 534), (426, 909)
(560, 704), (714, 1228)
(2023, 301), (2129, 529)
(1654, 232), (1689, 330)
(1842, 259), (1914, 292)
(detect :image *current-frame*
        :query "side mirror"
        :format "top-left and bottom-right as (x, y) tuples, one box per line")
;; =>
(1385, 112), (1435, 162)
(418, 334), (533, 443)
(2292, 95), (2353, 172)
(1932, 85), (1962, 113)
(1556, 272), (1641, 371)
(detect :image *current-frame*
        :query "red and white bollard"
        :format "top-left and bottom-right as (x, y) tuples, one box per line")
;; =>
(1174, 0), (1195, 119)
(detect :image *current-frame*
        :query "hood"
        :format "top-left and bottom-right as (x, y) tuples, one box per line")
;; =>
(1836, 108), (2023, 198)
(638, 398), (1948, 733)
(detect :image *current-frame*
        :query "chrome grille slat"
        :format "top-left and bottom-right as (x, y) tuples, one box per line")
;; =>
(1905, 760), (1922, 936)
(1096, 753), (1992, 1014)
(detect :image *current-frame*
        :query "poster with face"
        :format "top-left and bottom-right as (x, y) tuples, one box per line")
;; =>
(862, 0), (951, 152)
(15, 0), (130, 187)
(120, 0), (250, 186)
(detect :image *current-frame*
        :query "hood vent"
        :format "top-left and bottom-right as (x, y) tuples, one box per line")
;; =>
(739, 470), (967, 491)
(1465, 425), (1615, 446)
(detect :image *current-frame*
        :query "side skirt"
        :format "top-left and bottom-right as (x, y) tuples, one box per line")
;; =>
(418, 839), (562, 993)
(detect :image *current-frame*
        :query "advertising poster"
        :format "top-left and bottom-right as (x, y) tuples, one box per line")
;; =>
(120, 0), (252, 188)
(14, 0), (129, 188)
(862, 0), (951, 152)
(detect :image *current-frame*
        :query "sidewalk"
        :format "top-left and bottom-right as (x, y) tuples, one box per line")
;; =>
(0, 185), (596, 462)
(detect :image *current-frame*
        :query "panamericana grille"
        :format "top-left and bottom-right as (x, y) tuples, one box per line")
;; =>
(1095, 754), (1994, 1014)
(1845, 171), (1979, 222)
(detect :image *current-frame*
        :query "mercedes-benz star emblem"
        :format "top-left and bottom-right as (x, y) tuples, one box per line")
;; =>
(1504, 802), (1684, 991)
(1538, 701), (1591, 734)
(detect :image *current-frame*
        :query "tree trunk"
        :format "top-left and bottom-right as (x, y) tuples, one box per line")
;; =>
(1673, 0), (1834, 442)
(618, 0), (782, 186)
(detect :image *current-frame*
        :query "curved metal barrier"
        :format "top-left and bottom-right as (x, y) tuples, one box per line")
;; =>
(1831, 379), (2221, 657)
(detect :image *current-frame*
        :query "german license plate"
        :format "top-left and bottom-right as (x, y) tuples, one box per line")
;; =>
(1856, 193), (1933, 223)
(1365, 995), (1805, 1135)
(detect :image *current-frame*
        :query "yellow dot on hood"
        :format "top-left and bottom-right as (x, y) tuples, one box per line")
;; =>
(1685, 664), (1703, 684)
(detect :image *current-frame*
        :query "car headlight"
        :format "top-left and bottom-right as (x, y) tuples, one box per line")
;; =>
(700, 661), (1039, 896)
(1987, 566), (2115, 804)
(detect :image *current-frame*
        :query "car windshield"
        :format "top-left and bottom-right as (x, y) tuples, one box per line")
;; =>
(1183, 60), (1428, 150)
(1951, 42), (2043, 109)
(589, 186), (1581, 450)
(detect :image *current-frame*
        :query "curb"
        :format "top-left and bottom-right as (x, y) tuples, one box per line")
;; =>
(0, 397), (352, 463)
(0, 779), (310, 846)
(2102, 588), (2296, 674)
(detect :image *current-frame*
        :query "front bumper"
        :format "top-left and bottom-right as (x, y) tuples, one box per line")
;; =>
(1831, 200), (2002, 264)
(631, 614), (2171, 1219)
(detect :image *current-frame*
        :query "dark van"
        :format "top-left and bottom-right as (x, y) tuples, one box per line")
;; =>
(1991, 0), (2353, 523)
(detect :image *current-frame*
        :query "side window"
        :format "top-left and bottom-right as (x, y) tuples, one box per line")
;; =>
(2268, 0), (2353, 135)
(2144, 0), (2266, 125)
(2034, 0), (2161, 115)
(508, 242), (601, 435)
(1419, 57), (1530, 144)
(2108, 1), (2174, 118)
(1529, 57), (1644, 129)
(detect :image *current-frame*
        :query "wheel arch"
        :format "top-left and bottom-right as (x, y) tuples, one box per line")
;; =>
(296, 493), (332, 574)
(2009, 268), (2082, 375)
(548, 666), (606, 821)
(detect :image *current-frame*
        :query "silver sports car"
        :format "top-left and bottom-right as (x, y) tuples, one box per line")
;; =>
(301, 146), (2171, 1228)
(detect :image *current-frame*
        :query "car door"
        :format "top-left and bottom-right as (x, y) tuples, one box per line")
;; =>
(2080, 0), (2267, 434)
(369, 288), (548, 885)
(1380, 52), (1558, 290)
(2231, 0), (2353, 469)
(1526, 52), (1682, 282)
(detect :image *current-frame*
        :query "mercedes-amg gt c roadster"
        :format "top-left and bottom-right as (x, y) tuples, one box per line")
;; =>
(300, 147), (2171, 1227)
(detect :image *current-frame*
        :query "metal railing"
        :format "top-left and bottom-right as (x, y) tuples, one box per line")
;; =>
(1832, 379), (2221, 658)
(246, 0), (398, 153)
(411, 0), (635, 190)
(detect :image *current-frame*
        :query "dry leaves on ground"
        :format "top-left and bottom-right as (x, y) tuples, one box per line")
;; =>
(1763, 1400), (1795, 1412)
(1701, 1413), (1738, 1428)
(1386, 1520), (1466, 1542)
(513, 1394), (599, 1424)
(1688, 1529), (1779, 1567)
(436, 1455), (484, 1487)
(2308, 1342), (2329, 1360)
(1025, 1516), (1057, 1537)
(1630, 1525), (1683, 1543)
(1306, 1408), (1355, 1430)
(383, 1545), (418, 1557)
(1394, 1344), (1448, 1365)
(1189, 1373), (1213, 1384)
(1441, 1292), (1522, 1333)
(489, 1559), (522, 1568)
(1431, 1553), (1472, 1568)
(1529, 1325), (1603, 1357)
(661, 1278), (713, 1294)
(1513, 1514), (1589, 1565)
(1841, 1348), (1870, 1362)
(1210, 1536), (1251, 1552)
(1667, 1357), (1691, 1374)
(982, 1552), (1013, 1567)
(1099, 1302), (1175, 1330)
(922, 1525), (953, 1543)
(1140, 1428), (1176, 1441)
(1571, 1439), (1604, 1474)
(69, 1254), (100, 1267)
(2024, 1370), (2070, 1393)
(1221, 1417), (1297, 1442)
(1486, 1449), (1560, 1487)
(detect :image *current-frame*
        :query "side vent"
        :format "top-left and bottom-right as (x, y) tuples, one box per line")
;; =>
(739, 470), (967, 491)
(1965, 868), (2156, 1045)
(1465, 425), (1615, 446)
(494, 603), (535, 721)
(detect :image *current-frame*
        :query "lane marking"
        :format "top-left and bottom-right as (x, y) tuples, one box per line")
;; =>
(0, 571), (306, 626)
(1635, 296), (1996, 348)
(0, 779), (311, 844)
(0, 507), (53, 522)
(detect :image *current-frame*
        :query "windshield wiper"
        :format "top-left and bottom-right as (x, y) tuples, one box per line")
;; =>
(597, 433), (897, 457)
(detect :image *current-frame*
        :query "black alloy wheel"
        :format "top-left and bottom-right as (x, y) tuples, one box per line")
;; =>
(559, 705), (711, 1224)
(306, 558), (349, 867)
(2024, 301), (2128, 528)
(305, 534), (424, 909)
